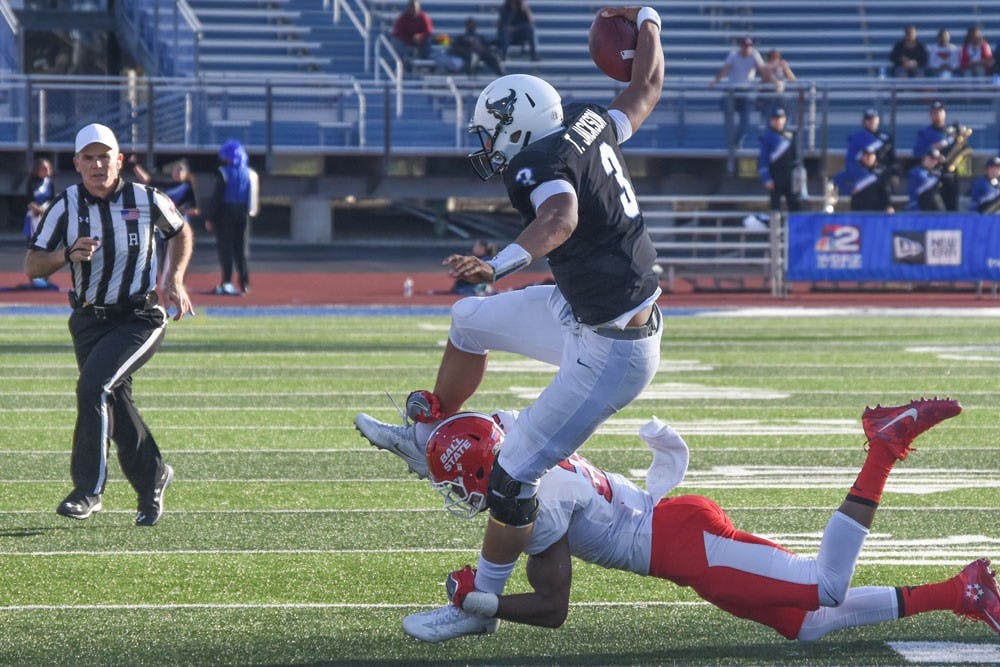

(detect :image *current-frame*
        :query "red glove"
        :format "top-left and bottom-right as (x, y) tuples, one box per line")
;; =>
(406, 390), (443, 423)
(445, 565), (477, 607)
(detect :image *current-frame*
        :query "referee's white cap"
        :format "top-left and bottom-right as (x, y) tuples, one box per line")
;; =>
(75, 123), (119, 153)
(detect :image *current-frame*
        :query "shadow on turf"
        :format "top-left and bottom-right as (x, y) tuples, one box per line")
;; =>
(243, 640), (893, 666)
(0, 526), (72, 538)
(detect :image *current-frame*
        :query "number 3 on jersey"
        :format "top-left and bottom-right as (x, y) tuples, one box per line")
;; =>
(599, 142), (639, 218)
(558, 454), (613, 502)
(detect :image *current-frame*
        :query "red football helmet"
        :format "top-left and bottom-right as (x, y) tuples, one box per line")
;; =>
(426, 412), (504, 518)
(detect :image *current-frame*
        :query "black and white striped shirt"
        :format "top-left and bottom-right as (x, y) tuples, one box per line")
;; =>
(29, 179), (186, 306)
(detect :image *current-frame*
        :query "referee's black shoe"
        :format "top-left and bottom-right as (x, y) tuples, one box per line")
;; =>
(56, 490), (103, 520)
(136, 464), (174, 526)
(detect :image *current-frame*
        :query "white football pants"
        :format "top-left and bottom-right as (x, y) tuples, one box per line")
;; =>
(448, 285), (662, 486)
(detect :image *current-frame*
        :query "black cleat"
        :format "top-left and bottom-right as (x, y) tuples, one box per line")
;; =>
(56, 490), (103, 520)
(136, 464), (174, 526)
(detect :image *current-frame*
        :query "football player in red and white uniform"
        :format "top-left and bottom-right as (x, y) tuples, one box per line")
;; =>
(356, 4), (665, 615)
(398, 398), (1000, 644)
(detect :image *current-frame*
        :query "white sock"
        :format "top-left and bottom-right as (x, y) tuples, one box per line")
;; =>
(797, 586), (899, 641)
(815, 511), (869, 606)
(473, 554), (516, 595)
(413, 421), (439, 450)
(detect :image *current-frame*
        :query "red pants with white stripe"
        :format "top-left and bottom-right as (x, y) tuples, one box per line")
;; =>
(649, 495), (814, 639)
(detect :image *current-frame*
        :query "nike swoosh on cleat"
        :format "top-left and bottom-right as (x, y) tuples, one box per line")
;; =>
(878, 407), (918, 432)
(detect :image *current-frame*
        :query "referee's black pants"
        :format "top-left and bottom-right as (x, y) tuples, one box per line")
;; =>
(69, 306), (167, 498)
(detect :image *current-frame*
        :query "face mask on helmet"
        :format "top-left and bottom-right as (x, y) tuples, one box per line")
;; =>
(468, 74), (564, 181)
(425, 412), (505, 518)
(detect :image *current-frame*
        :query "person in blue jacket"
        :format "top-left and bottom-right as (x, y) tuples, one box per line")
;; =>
(847, 109), (896, 177)
(758, 107), (800, 211)
(850, 146), (895, 213)
(907, 148), (946, 211)
(913, 101), (971, 211)
(969, 156), (1000, 213)
(22, 157), (57, 289)
(206, 140), (258, 295)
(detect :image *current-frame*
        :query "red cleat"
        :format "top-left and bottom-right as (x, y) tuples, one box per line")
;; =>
(861, 397), (962, 460)
(954, 558), (1000, 635)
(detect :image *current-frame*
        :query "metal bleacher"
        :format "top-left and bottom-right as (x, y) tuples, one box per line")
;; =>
(362, 0), (1000, 154)
(3, 1), (999, 156)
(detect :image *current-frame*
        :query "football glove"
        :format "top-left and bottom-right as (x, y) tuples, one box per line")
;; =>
(445, 565), (477, 607)
(406, 390), (443, 423)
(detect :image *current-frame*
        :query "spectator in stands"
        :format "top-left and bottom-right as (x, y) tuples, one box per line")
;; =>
(131, 159), (200, 290)
(710, 36), (771, 149)
(907, 148), (946, 212)
(889, 25), (927, 78)
(392, 0), (435, 67)
(914, 100), (971, 211)
(969, 156), (1000, 214)
(959, 27), (994, 77)
(22, 157), (57, 290)
(451, 239), (497, 295)
(927, 29), (961, 78)
(758, 49), (796, 118)
(450, 17), (506, 76)
(206, 140), (259, 296)
(496, 0), (539, 61)
(758, 107), (800, 212)
(850, 147), (895, 214)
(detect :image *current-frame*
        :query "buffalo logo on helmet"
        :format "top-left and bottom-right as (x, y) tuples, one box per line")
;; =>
(485, 89), (518, 126)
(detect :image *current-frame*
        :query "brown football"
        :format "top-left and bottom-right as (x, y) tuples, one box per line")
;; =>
(588, 13), (639, 82)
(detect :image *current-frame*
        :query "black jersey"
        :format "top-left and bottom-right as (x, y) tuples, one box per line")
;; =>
(502, 103), (658, 325)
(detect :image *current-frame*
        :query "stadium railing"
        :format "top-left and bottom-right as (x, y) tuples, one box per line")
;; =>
(1, 74), (996, 163)
(116, 0), (201, 77)
(0, 0), (21, 75)
(327, 0), (373, 73)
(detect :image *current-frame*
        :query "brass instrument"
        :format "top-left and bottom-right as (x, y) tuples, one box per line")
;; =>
(941, 123), (973, 173)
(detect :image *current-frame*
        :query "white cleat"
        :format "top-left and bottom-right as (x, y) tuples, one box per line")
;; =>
(354, 412), (428, 479)
(402, 604), (500, 643)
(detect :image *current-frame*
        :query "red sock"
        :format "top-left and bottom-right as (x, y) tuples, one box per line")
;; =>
(847, 444), (898, 505)
(897, 576), (963, 617)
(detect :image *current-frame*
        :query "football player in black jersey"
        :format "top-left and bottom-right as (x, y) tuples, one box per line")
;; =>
(355, 5), (664, 624)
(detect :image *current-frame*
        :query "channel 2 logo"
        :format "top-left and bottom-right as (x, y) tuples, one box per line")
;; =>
(815, 224), (861, 253)
(892, 230), (962, 265)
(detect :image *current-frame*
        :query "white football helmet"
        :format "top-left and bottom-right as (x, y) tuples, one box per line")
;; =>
(468, 74), (564, 180)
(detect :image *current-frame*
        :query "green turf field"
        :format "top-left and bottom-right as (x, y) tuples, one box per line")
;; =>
(1, 312), (997, 666)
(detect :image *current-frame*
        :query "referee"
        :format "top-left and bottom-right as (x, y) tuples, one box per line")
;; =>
(24, 123), (195, 526)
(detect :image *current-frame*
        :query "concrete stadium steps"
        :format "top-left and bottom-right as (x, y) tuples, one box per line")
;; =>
(185, 0), (339, 76)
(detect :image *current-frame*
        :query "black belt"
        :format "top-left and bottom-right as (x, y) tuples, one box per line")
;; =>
(592, 305), (661, 340)
(70, 291), (157, 320)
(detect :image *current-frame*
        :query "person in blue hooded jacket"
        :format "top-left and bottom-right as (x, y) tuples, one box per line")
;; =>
(758, 107), (801, 212)
(206, 140), (258, 295)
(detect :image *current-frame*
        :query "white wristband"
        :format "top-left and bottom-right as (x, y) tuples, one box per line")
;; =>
(486, 243), (532, 281)
(637, 7), (661, 30)
(462, 591), (499, 617)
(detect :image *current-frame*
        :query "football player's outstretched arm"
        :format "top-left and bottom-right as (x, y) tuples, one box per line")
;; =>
(607, 6), (664, 134)
(445, 192), (578, 285)
(494, 535), (573, 628)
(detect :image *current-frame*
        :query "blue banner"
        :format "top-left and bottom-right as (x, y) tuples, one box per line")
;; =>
(787, 213), (1000, 281)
